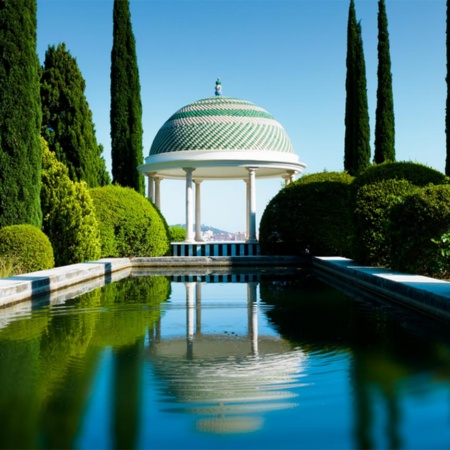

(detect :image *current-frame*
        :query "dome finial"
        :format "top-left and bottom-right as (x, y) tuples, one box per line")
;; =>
(215, 78), (222, 96)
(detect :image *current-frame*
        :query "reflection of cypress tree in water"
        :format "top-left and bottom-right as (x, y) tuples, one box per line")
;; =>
(113, 338), (144, 450)
(260, 276), (450, 449)
(0, 336), (42, 449)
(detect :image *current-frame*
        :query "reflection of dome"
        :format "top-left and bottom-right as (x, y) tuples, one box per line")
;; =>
(147, 335), (306, 434)
(140, 96), (306, 180)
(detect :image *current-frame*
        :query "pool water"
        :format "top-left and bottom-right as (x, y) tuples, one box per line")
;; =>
(1, 271), (450, 449)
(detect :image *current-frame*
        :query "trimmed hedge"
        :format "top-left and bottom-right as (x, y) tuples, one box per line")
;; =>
(352, 179), (418, 266)
(387, 184), (450, 277)
(259, 172), (354, 256)
(90, 185), (170, 257)
(353, 161), (448, 191)
(169, 225), (186, 242)
(0, 224), (54, 274)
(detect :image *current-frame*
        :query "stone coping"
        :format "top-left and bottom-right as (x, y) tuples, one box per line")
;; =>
(312, 257), (450, 321)
(1, 255), (450, 324)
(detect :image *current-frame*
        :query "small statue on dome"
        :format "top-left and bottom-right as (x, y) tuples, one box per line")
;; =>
(215, 78), (222, 96)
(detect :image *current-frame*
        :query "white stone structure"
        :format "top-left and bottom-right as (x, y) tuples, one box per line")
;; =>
(138, 82), (306, 244)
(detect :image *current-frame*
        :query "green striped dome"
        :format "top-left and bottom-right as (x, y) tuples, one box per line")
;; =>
(150, 97), (294, 155)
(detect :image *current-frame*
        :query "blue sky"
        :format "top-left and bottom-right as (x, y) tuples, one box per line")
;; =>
(37, 0), (446, 233)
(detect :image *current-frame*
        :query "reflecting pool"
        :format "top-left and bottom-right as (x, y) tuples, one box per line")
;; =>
(1, 270), (450, 449)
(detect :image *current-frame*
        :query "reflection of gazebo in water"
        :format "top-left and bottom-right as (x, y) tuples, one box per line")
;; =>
(146, 281), (307, 434)
(138, 79), (306, 256)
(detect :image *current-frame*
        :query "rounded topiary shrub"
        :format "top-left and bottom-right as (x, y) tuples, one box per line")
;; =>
(353, 161), (448, 192)
(0, 224), (54, 274)
(169, 225), (186, 242)
(387, 184), (450, 277)
(90, 185), (170, 257)
(352, 179), (418, 266)
(259, 172), (354, 256)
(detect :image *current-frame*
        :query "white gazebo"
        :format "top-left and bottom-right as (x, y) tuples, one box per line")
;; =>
(138, 80), (306, 256)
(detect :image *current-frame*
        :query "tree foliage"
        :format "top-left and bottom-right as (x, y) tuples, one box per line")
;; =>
(374, 0), (395, 164)
(446, 0), (450, 176)
(40, 43), (110, 188)
(0, 0), (42, 228)
(110, 0), (144, 194)
(40, 138), (101, 266)
(344, 0), (371, 176)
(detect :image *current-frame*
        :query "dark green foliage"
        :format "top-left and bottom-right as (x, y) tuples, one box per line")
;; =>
(353, 179), (417, 266)
(110, 0), (144, 194)
(41, 138), (101, 267)
(89, 185), (170, 257)
(0, 0), (42, 228)
(169, 225), (186, 242)
(352, 161), (449, 192)
(387, 185), (450, 277)
(259, 172), (354, 256)
(374, 0), (395, 164)
(0, 224), (54, 273)
(446, 0), (450, 175)
(40, 43), (110, 188)
(344, 1), (371, 176)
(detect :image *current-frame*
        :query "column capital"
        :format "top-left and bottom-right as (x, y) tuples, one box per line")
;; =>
(183, 167), (196, 174)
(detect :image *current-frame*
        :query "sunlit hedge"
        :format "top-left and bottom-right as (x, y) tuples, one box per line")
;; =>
(259, 172), (354, 256)
(90, 185), (170, 257)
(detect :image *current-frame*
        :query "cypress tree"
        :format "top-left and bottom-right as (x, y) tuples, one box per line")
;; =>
(446, 0), (450, 175)
(40, 43), (110, 188)
(0, 0), (42, 228)
(344, 0), (358, 173)
(374, 0), (395, 164)
(110, 0), (144, 194)
(344, 0), (371, 176)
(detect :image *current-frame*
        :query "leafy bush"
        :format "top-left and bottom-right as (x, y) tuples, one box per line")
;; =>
(352, 179), (418, 266)
(169, 225), (186, 242)
(387, 184), (450, 277)
(259, 172), (354, 256)
(353, 161), (448, 192)
(41, 139), (101, 266)
(0, 224), (54, 274)
(90, 185), (170, 257)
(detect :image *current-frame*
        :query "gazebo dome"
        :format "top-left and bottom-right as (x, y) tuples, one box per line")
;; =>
(139, 94), (306, 180)
(150, 96), (294, 156)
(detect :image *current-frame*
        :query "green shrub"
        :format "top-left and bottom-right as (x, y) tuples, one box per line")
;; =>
(169, 225), (186, 242)
(353, 161), (448, 192)
(90, 185), (170, 257)
(352, 179), (418, 266)
(0, 225), (54, 274)
(259, 172), (354, 256)
(41, 139), (101, 266)
(387, 184), (450, 277)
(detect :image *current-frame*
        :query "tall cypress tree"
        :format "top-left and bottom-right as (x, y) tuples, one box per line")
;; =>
(0, 0), (42, 228)
(374, 0), (395, 164)
(446, 0), (450, 175)
(110, 0), (144, 194)
(40, 43), (110, 188)
(344, 0), (371, 176)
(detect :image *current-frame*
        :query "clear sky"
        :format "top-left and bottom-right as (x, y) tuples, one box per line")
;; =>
(36, 0), (446, 233)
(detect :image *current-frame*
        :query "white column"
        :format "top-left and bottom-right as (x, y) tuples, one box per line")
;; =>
(155, 177), (161, 209)
(244, 179), (249, 240)
(184, 168), (195, 243)
(247, 167), (258, 242)
(194, 180), (203, 242)
(282, 170), (296, 185)
(148, 172), (156, 202)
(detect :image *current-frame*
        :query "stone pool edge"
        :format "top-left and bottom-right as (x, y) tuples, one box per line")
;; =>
(1, 255), (450, 322)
